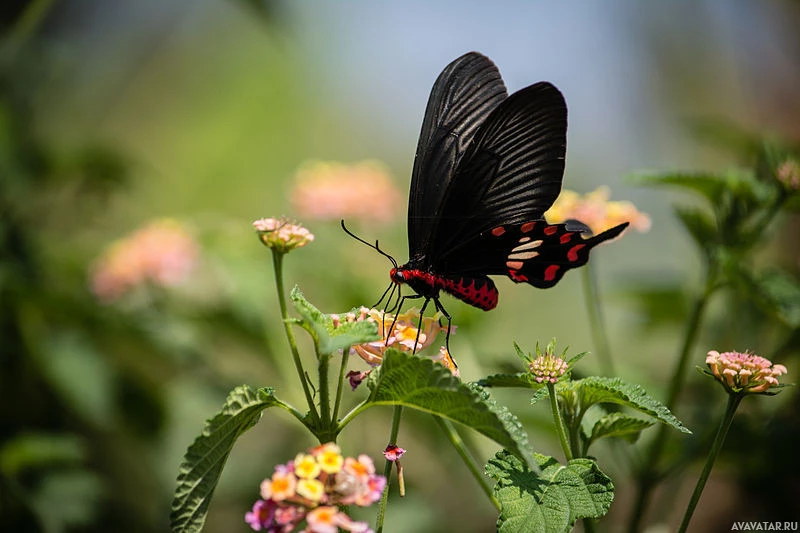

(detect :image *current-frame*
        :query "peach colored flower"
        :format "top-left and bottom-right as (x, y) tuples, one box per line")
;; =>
(90, 218), (199, 302)
(706, 350), (788, 394)
(545, 186), (651, 235)
(335, 307), (453, 366)
(253, 217), (314, 253)
(290, 160), (402, 224)
(312, 443), (344, 474)
(260, 469), (297, 502)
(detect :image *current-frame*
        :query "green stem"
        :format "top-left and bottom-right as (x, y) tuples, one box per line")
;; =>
(318, 353), (332, 432)
(435, 416), (501, 511)
(272, 251), (319, 426)
(678, 393), (742, 533)
(627, 272), (717, 533)
(332, 346), (351, 424)
(375, 405), (403, 533)
(548, 382), (573, 461)
(582, 264), (615, 376)
(3, 0), (56, 54)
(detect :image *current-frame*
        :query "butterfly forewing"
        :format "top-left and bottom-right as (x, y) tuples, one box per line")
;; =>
(408, 52), (508, 260)
(428, 82), (567, 268)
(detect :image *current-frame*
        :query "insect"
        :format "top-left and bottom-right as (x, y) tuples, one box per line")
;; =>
(344, 51), (628, 351)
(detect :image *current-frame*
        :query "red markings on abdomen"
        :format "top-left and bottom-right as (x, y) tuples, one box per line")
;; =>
(440, 276), (498, 311)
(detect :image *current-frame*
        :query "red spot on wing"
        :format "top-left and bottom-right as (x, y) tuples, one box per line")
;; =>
(567, 244), (586, 262)
(491, 226), (506, 237)
(508, 270), (529, 282)
(543, 225), (558, 236)
(520, 221), (536, 233)
(559, 232), (573, 244)
(544, 264), (560, 281)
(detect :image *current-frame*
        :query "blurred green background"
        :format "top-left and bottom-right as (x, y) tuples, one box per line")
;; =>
(1, 1), (798, 532)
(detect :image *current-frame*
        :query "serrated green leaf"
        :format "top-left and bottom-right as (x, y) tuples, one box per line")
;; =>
(530, 387), (550, 406)
(571, 377), (691, 434)
(368, 350), (534, 467)
(479, 372), (547, 390)
(587, 412), (654, 448)
(170, 386), (282, 533)
(289, 286), (379, 354)
(486, 450), (614, 533)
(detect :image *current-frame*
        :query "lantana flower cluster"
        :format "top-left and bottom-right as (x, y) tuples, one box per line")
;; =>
(90, 218), (199, 302)
(545, 186), (651, 235)
(290, 160), (402, 224)
(529, 352), (569, 384)
(246, 443), (385, 533)
(705, 350), (788, 395)
(254, 217), (314, 254)
(331, 307), (458, 378)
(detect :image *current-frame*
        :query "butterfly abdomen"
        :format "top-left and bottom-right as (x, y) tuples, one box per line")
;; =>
(439, 276), (498, 311)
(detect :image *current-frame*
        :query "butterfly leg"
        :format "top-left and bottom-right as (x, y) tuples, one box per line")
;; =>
(411, 297), (432, 354)
(384, 293), (424, 348)
(431, 297), (454, 359)
(372, 281), (396, 310)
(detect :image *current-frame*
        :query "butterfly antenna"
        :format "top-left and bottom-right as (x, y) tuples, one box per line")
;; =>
(340, 220), (398, 268)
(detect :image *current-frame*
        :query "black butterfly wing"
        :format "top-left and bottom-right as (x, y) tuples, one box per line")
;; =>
(408, 52), (508, 261)
(426, 81), (568, 270)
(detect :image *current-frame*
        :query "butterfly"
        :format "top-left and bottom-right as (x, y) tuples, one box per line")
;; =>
(344, 51), (628, 349)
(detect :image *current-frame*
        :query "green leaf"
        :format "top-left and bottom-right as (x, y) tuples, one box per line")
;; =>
(170, 386), (282, 533)
(568, 377), (691, 434)
(289, 286), (380, 354)
(729, 266), (800, 328)
(674, 206), (718, 249)
(486, 450), (614, 533)
(587, 412), (654, 448)
(631, 171), (725, 203)
(479, 372), (548, 390)
(368, 350), (534, 467)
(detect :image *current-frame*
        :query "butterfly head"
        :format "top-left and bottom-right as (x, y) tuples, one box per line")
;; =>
(390, 267), (406, 285)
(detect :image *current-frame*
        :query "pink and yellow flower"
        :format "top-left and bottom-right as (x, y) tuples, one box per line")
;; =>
(545, 186), (651, 236)
(294, 453), (322, 479)
(529, 352), (568, 384)
(777, 159), (800, 191)
(90, 218), (199, 302)
(247, 444), (386, 532)
(706, 350), (788, 394)
(254, 217), (314, 253)
(290, 160), (402, 224)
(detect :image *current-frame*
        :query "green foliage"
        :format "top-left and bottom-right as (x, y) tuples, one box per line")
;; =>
(367, 350), (534, 467)
(289, 286), (379, 355)
(486, 450), (614, 533)
(586, 413), (654, 447)
(170, 386), (282, 533)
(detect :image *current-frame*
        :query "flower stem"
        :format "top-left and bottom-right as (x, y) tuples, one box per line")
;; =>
(548, 382), (573, 461)
(435, 416), (501, 511)
(332, 346), (351, 424)
(271, 251), (320, 426)
(678, 393), (742, 533)
(375, 405), (403, 533)
(627, 273), (716, 533)
(318, 353), (332, 432)
(582, 264), (615, 376)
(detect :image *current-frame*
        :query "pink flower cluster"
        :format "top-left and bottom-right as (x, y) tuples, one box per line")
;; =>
(253, 217), (314, 254)
(246, 443), (385, 533)
(290, 161), (402, 224)
(706, 350), (788, 394)
(545, 186), (651, 236)
(90, 219), (199, 302)
(777, 159), (800, 191)
(529, 353), (568, 383)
